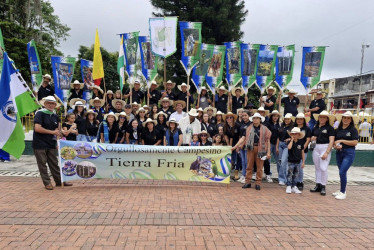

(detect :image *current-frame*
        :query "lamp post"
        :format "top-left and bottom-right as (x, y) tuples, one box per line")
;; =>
(357, 44), (370, 114)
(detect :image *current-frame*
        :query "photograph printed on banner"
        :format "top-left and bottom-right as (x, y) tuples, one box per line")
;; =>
(277, 49), (293, 75)
(196, 49), (212, 76)
(76, 161), (97, 179)
(125, 37), (137, 65)
(141, 42), (156, 70)
(0, 45), (3, 61)
(257, 50), (274, 76)
(243, 49), (257, 76)
(57, 62), (73, 90)
(227, 47), (240, 74)
(183, 29), (199, 57)
(303, 52), (322, 77)
(207, 52), (222, 77)
(82, 65), (94, 88)
(28, 47), (40, 74)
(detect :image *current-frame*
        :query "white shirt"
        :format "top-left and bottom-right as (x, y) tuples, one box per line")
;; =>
(179, 116), (201, 145)
(169, 111), (187, 122)
(359, 121), (371, 137)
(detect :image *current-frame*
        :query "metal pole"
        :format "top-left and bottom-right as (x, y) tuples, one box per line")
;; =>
(357, 44), (370, 114)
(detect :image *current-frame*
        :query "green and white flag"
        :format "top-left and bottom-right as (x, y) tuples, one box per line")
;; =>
(149, 17), (178, 58)
(117, 36), (126, 91)
(0, 27), (5, 76)
(27, 40), (43, 92)
(0, 52), (40, 158)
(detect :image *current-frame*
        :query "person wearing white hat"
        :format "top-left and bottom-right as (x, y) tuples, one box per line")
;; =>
(310, 110), (335, 196)
(104, 90), (115, 112)
(85, 110), (100, 142)
(155, 111), (168, 136)
(179, 108), (202, 145)
(279, 89), (300, 116)
(230, 87), (247, 114)
(148, 81), (162, 105)
(215, 86), (228, 113)
(285, 127), (305, 194)
(89, 97), (105, 122)
(115, 112), (129, 144)
(177, 83), (194, 111)
(111, 99), (126, 113)
(142, 118), (162, 145)
(196, 86), (211, 110)
(305, 90), (326, 129)
(68, 80), (84, 102)
(33, 96), (72, 190)
(159, 97), (175, 119)
(99, 112), (119, 143)
(70, 99), (87, 141)
(169, 100), (187, 123)
(241, 113), (271, 191)
(124, 80), (145, 104)
(260, 86), (277, 112)
(164, 118), (183, 146)
(161, 80), (177, 100)
(333, 111), (359, 200)
(37, 74), (55, 101)
(92, 86), (104, 99)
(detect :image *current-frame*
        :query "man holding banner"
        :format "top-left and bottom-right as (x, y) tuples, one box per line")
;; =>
(37, 74), (54, 101)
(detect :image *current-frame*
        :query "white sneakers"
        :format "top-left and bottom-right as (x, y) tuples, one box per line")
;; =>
(238, 176), (246, 184)
(286, 186), (302, 194)
(333, 191), (347, 200)
(266, 175), (273, 183)
(279, 181), (285, 186)
(252, 174), (256, 180)
(286, 186), (292, 193)
(332, 190), (340, 196)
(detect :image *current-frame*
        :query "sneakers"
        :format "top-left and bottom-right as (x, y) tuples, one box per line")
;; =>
(286, 186), (292, 193)
(238, 176), (246, 184)
(3, 160), (9, 163)
(279, 181), (285, 186)
(266, 175), (273, 183)
(251, 173), (256, 180)
(292, 186), (302, 194)
(335, 192), (346, 200)
(332, 191), (341, 196)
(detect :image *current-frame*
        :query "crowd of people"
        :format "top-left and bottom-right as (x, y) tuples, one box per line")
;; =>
(32, 74), (362, 200)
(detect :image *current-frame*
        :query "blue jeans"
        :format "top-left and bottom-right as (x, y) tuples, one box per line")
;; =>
(264, 143), (278, 175)
(308, 119), (316, 129)
(277, 142), (288, 183)
(286, 162), (299, 187)
(232, 150), (241, 171)
(240, 149), (248, 177)
(77, 134), (87, 142)
(336, 148), (356, 193)
(296, 152), (308, 183)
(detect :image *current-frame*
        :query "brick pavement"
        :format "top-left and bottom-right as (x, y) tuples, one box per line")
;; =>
(0, 176), (373, 249)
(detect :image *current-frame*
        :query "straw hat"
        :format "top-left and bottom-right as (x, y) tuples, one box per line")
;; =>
(72, 100), (86, 109)
(111, 99), (126, 108)
(284, 113), (293, 119)
(177, 82), (190, 91)
(335, 111), (359, 125)
(115, 112), (130, 120)
(231, 87), (245, 96)
(42, 74), (52, 80)
(197, 107), (204, 113)
(40, 96), (61, 109)
(223, 112), (238, 120)
(104, 112), (117, 121)
(155, 111), (168, 119)
(215, 111), (224, 117)
(249, 113), (265, 123)
(131, 102), (141, 109)
(267, 86), (276, 93)
(288, 89), (297, 94)
(92, 85), (104, 94)
(288, 127), (305, 139)
(165, 80), (176, 88)
(166, 118), (179, 126)
(159, 97), (174, 106)
(142, 105), (150, 111)
(313, 111), (335, 126)
(236, 108), (244, 114)
(70, 80), (84, 89)
(199, 130), (209, 136)
(200, 86), (209, 93)
(270, 110), (280, 116)
(136, 107), (148, 115)
(143, 118), (157, 127)
(187, 108), (199, 117)
(86, 109), (98, 117)
(203, 106), (217, 115)
(69, 98), (86, 108)
(89, 97), (105, 107)
(292, 113), (311, 123)
(253, 107), (270, 117)
(106, 90), (114, 95)
(215, 86), (228, 93)
(173, 100), (186, 109)
(150, 81), (158, 87)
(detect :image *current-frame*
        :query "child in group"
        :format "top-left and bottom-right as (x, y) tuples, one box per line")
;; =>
(62, 113), (78, 141)
(213, 134), (224, 146)
(190, 134), (200, 146)
(286, 127), (305, 194)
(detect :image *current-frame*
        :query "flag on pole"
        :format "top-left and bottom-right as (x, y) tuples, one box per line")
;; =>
(205, 45), (226, 95)
(117, 36), (126, 91)
(93, 29), (104, 86)
(240, 43), (260, 94)
(255, 45), (278, 92)
(0, 27), (5, 76)
(138, 36), (159, 88)
(191, 43), (214, 93)
(149, 17), (178, 58)
(300, 46), (326, 90)
(275, 45), (295, 89)
(179, 21), (202, 74)
(51, 56), (76, 104)
(224, 41), (242, 90)
(27, 40), (43, 92)
(0, 52), (40, 158)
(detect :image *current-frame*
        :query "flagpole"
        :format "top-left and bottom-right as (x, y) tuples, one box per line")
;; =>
(147, 85), (150, 106)
(186, 74), (190, 112)
(164, 58), (167, 91)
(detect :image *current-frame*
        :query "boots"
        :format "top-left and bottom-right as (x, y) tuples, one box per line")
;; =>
(320, 185), (326, 196)
(310, 183), (321, 192)
(233, 170), (240, 181)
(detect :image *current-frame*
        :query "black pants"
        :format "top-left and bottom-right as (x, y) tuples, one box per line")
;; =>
(34, 148), (61, 186)
(263, 159), (271, 175)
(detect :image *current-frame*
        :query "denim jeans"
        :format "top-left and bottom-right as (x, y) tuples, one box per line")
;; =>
(240, 149), (248, 177)
(296, 152), (308, 183)
(77, 134), (87, 142)
(308, 119), (316, 130)
(336, 148), (356, 193)
(232, 150), (241, 171)
(264, 143), (277, 175)
(286, 162), (299, 187)
(277, 141), (288, 183)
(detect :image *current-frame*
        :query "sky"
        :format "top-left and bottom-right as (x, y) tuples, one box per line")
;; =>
(50, 0), (374, 94)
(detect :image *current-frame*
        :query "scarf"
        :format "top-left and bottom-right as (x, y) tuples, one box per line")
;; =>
(246, 124), (267, 154)
(39, 108), (55, 115)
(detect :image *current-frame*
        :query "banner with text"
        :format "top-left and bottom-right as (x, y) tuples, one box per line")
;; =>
(300, 46), (326, 90)
(240, 43), (260, 93)
(275, 45), (295, 89)
(224, 41), (242, 90)
(59, 140), (232, 184)
(255, 45), (278, 92)
(179, 21), (202, 74)
(27, 40), (43, 91)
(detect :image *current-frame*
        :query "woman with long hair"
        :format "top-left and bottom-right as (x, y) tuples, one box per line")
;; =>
(155, 111), (168, 137)
(116, 112), (128, 144)
(200, 113), (217, 139)
(142, 119), (162, 145)
(125, 119), (142, 144)
(71, 100), (87, 141)
(164, 118), (183, 146)
(149, 104), (159, 120)
(85, 110), (100, 142)
(99, 112), (119, 144)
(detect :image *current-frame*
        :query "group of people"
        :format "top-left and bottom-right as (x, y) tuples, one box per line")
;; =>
(32, 75), (359, 200)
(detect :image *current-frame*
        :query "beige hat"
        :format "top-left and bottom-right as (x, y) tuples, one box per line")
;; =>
(177, 82), (190, 91)
(69, 98), (86, 108)
(216, 86), (228, 93)
(104, 112), (118, 121)
(70, 80), (84, 89)
(216, 111), (224, 117)
(165, 80), (176, 88)
(199, 130), (209, 136)
(270, 110), (280, 116)
(115, 112), (130, 120)
(200, 86), (209, 93)
(86, 109), (98, 117)
(159, 97), (174, 106)
(89, 97), (105, 107)
(166, 118), (179, 126)
(249, 113), (265, 123)
(231, 87), (245, 96)
(173, 100), (186, 109)
(223, 112), (238, 120)
(187, 108), (199, 117)
(267, 86), (276, 93)
(136, 107), (148, 115)
(236, 108), (244, 114)
(335, 111), (359, 125)
(288, 89), (297, 94)
(42, 74), (52, 80)
(292, 113), (311, 123)
(197, 107), (204, 112)
(105, 90), (114, 96)
(288, 127), (305, 139)
(112, 99), (126, 108)
(150, 81), (158, 87)
(143, 118), (157, 127)
(313, 110), (335, 126)
(203, 106), (217, 115)
(155, 111), (168, 119)
(92, 85), (104, 94)
(131, 102), (141, 109)
(253, 107), (270, 117)
(284, 113), (293, 119)
(40, 96), (61, 109)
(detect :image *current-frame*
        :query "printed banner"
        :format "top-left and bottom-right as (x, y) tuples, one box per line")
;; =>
(205, 45), (226, 95)
(51, 56), (76, 104)
(224, 41), (242, 90)
(240, 43), (260, 94)
(191, 43), (214, 93)
(179, 21), (202, 74)
(138, 36), (159, 87)
(121, 32), (140, 81)
(300, 46), (326, 90)
(256, 45), (278, 92)
(0, 27), (5, 77)
(80, 59), (94, 89)
(58, 140), (232, 184)
(275, 45), (295, 89)
(27, 40), (43, 91)
(149, 17), (178, 58)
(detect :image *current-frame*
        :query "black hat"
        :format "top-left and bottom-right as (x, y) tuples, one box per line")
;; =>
(245, 103), (255, 109)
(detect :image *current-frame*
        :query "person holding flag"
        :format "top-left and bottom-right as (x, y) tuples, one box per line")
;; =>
(260, 86), (277, 112)
(37, 74), (54, 101)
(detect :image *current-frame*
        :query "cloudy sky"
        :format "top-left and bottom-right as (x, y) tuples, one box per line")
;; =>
(50, 0), (374, 93)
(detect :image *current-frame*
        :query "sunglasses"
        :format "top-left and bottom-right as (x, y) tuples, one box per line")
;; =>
(119, 116), (126, 119)
(200, 134), (207, 137)
(227, 116), (233, 119)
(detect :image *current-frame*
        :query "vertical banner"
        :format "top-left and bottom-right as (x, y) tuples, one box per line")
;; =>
(255, 45), (278, 92)
(138, 36), (159, 87)
(240, 43), (260, 94)
(224, 41), (242, 90)
(0, 27), (5, 77)
(205, 45), (226, 95)
(149, 17), (178, 58)
(179, 21), (202, 74)
(80, 59), (94, 106)
(117, 36), (126, 92)
(121, 32), (140, 81)
(300, 46), (326, 90)
(191, 43), (214, 93)
(27, 40), (43, 91)
(275, 45), (295, 89)
(51, 56), (76, 104)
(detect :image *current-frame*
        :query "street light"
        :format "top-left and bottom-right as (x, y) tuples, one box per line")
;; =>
(357, 44), (370, 114)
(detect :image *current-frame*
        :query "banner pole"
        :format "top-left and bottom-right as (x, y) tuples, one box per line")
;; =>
(147, 84), (150, 106)
(186, 74), (190, 112)
(103, 78), (107, 96)
(164, 58), (167, 91)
